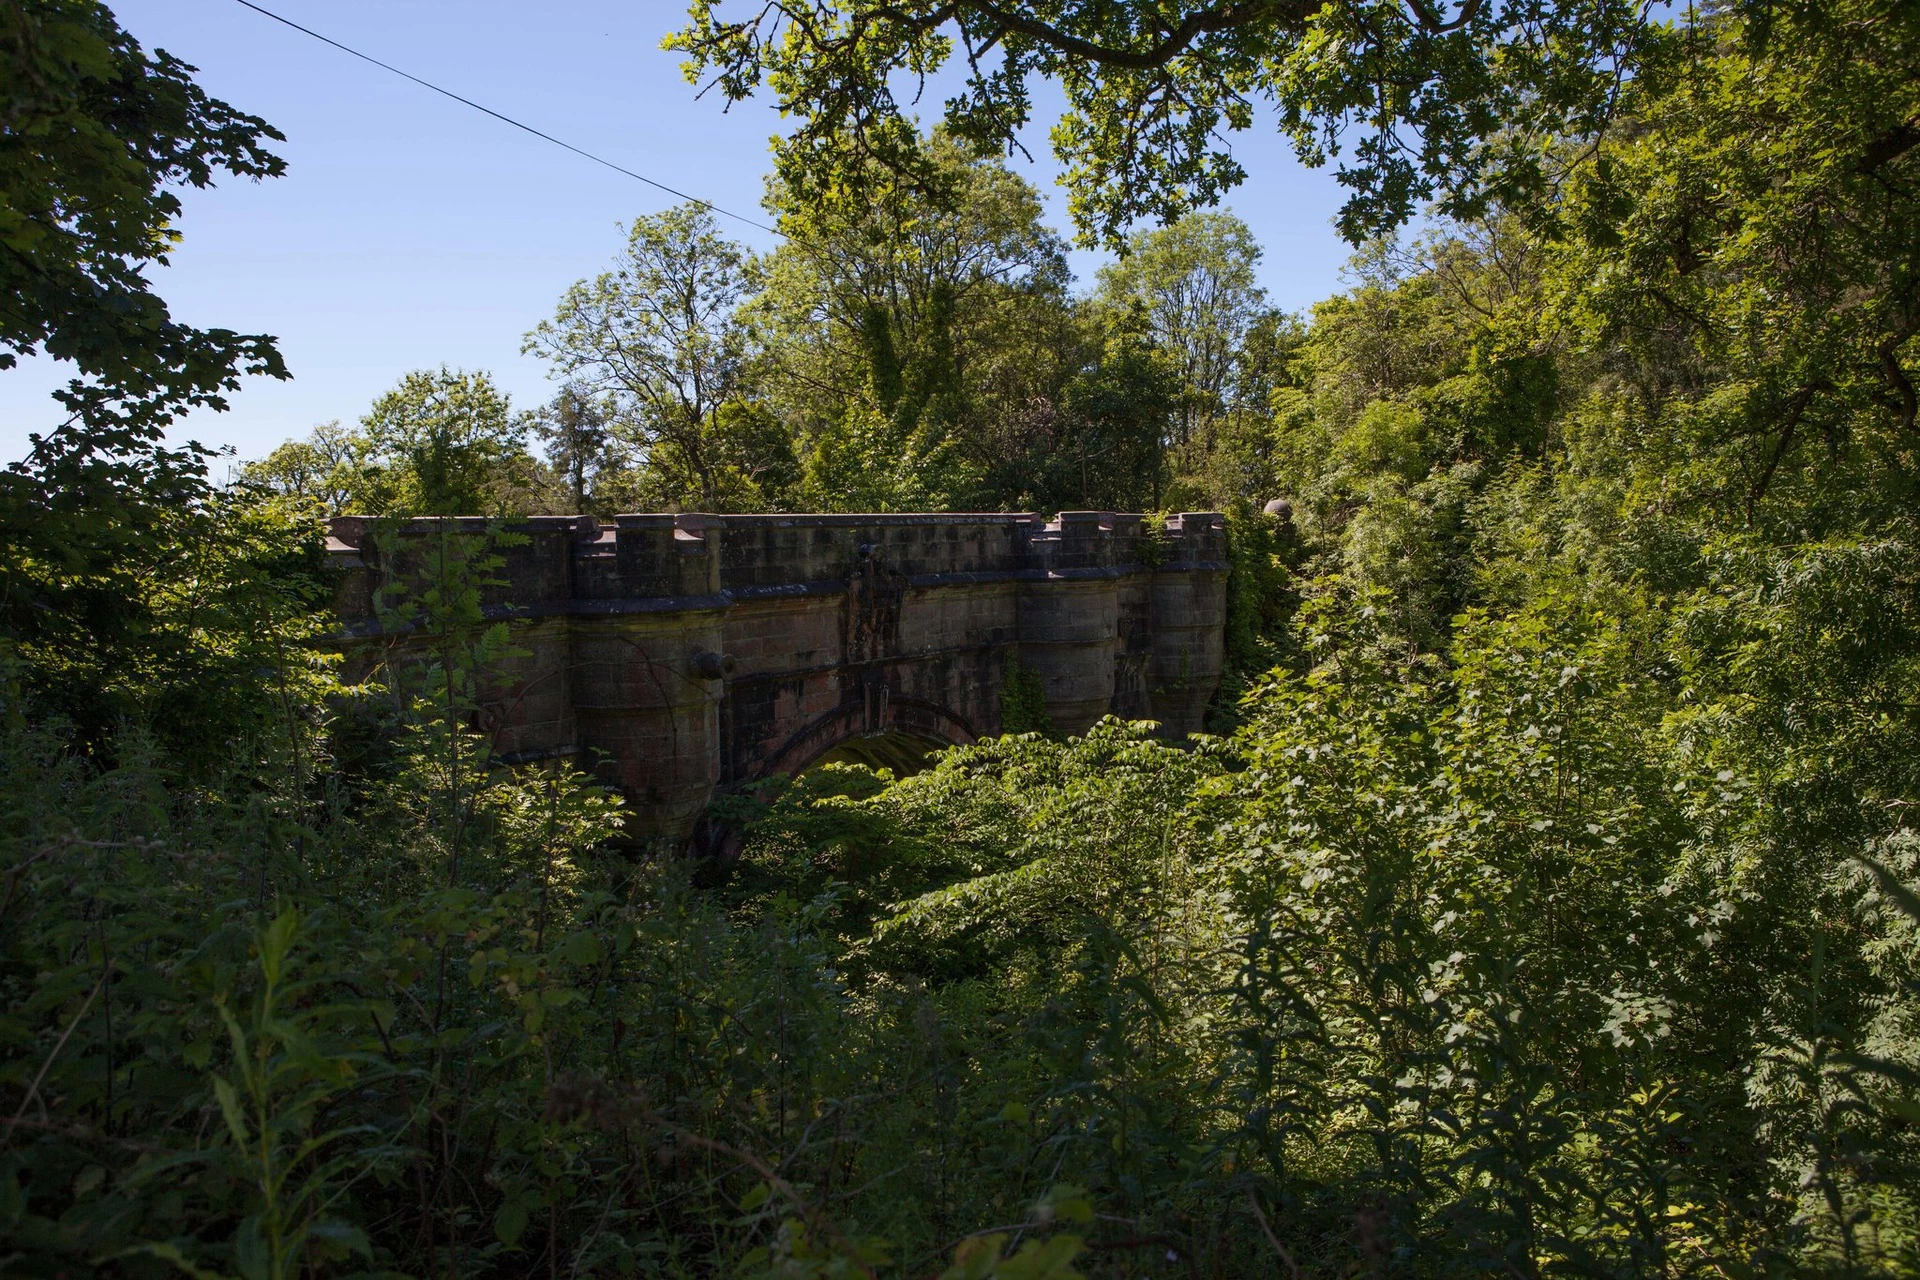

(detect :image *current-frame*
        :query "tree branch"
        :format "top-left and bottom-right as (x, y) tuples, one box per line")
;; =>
(865, 0), (1297, 71)
(1861, 112), (1920, 174)
(1746, 383), (1820, 523)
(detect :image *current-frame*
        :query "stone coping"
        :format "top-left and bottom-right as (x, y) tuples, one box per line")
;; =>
(325, 510), (1226, 550)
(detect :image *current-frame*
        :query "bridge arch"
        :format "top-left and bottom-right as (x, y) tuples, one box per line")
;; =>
(751, 694), (977, 781)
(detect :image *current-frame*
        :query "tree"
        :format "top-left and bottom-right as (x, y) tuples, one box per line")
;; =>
(756, 133), (1070, 401)
(1533, 0), (1920, 534)
(1053, 320), (1178, 511)
(2, 0), (287, 434)
(1, 0), (292, 731)
(753, 132), (1074, 509)
(525, 204), (762, 511)
(355, 368), (534, 516)
(525, 383), (618, 515)
(1096, 211), (1268, 445)
(669, 0), (1661, 247)
(239, 420), (363, 514)
(953, 302), (1179, 513)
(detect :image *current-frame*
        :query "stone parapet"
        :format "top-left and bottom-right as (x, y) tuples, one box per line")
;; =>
(328, 511), (1228, 844)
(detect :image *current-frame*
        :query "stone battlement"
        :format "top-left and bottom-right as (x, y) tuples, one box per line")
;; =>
(328, 511), (1228, 846)
(327, 510), (1227, 618)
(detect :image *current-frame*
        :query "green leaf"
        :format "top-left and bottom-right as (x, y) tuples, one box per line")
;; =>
(491, 1195), (529, 1248)
(259, 908), (300, 981)
(560, 930), (603, 965)
(211, 1076), (248, 1147)
(1859, 856), (1920, 926)
(1037, 1184), (1093, 1226)
(232, 1214), (269, 1280)
(1881, 1096), (1920, 1124)
(305, 1219), (372, 1261)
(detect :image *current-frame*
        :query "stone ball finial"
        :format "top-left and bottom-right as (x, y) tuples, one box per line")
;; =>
(1262, 497), (1294, 520)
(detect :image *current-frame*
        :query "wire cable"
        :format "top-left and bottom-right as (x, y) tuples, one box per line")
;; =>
(229, 0), (779, 236)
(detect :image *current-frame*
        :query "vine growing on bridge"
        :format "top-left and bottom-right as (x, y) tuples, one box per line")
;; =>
(998, 655), (1053, 737)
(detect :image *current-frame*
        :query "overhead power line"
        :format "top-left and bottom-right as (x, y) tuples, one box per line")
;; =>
(230, 0), (779, 236)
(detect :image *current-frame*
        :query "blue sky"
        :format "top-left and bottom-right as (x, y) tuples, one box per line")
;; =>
(2, 0), (1356, 468)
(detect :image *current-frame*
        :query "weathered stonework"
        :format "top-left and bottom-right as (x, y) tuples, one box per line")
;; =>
(327, 511), (1228, 843)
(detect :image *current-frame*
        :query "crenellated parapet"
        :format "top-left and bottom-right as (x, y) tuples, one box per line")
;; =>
(328, 511), (1228, 844)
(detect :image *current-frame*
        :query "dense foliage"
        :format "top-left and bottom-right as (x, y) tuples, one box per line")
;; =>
(666, 0), (1659, 245)
(1, 0), (289, 751)
(7, 0), (1920, 1276)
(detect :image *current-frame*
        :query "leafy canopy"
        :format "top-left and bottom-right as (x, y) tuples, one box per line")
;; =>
(526, 205), (768, 510)
(1, 0), (287, 435)
(669, 0), (1658, 246)
(1, 0), (294, 731)
(354, 367), (533, 517)
(1095, 211), (1268, 443)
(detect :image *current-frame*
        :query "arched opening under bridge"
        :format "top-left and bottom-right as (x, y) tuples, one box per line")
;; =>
(805, 729), (951, 777)
(750, 694), (977, 784)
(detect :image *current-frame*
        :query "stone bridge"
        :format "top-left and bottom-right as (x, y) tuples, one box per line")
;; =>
(327, 511), (1228, 844)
